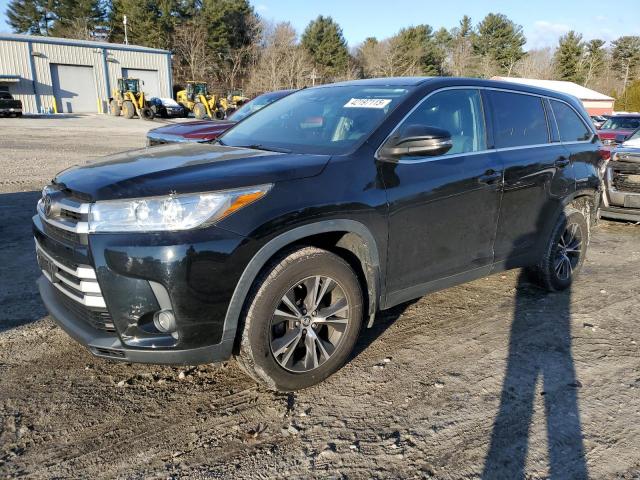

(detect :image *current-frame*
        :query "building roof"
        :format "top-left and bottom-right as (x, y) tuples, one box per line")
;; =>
(0, 32), (169, 55)
(492, 77), (613, 102)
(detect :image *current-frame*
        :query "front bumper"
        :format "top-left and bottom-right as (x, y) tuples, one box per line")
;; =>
(33, 213), (253, 365)
(601, 159), (640, 221)
(599, 205), (640, 221)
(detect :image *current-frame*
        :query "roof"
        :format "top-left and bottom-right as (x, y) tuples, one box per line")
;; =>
(0, 32), (169, 55)
(492, 77), (613, 101)
(328, 77), (433, 87)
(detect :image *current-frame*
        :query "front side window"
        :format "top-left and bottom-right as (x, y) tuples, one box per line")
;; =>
(489, 91), (549, 148)
(396, 88), (487, 157)
(551, 100), (592, 142)
(220, 85), (410, 154)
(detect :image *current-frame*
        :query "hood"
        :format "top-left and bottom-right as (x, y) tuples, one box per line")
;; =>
(148, 120), (236, 141)
(54, 143), (330, 201)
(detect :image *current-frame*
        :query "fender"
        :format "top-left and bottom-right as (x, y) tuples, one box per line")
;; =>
(220, 219), (382, 344)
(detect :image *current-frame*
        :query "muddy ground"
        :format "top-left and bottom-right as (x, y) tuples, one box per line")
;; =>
(1, 115), (639, 479)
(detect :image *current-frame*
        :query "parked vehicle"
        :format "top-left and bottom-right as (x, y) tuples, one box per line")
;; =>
(597, 114), (640, 146)
(590, 115), (606, 129)
(147, 89), (296, 146)
(148, 97), (186, 118)
(176, 82), (248, 120)
(109, 78), (154, 120)
(0, 90), (22, 117)
(33, 78), (602, 391)
(600, 127), (640, 221)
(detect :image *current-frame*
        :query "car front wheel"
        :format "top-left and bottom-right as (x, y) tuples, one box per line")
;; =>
(235, 246), (363, 391)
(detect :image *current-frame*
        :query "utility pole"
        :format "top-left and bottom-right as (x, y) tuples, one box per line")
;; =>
(123, 15), (128, 45)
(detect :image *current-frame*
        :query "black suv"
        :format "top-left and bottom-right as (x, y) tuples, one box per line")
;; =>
(34, 78), (602, 391)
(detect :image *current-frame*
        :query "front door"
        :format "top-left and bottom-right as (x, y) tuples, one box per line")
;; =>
(380, 88), (503, 305)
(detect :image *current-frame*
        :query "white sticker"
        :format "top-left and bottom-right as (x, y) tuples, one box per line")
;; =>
(344, 98), (392, 109)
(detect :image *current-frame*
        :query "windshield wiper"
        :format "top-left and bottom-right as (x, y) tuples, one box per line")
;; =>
(237, 144), (292, 153)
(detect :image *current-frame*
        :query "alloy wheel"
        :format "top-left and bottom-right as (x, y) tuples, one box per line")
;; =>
(270, 275), (350, 373)
(554, 222), (582, 281)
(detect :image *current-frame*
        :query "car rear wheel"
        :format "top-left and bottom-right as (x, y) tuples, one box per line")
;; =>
(526, 206), (588, 291)
(235, 246), (363, 391)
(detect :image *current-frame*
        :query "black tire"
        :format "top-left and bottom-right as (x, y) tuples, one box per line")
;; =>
(109, 100), (121, 117)
(122, 101), (135, 119)
(526, 206), (589, 291)
(140, 107), (155, 121)
(235, 246), (364, 391)
(193, 103), (208, 119)
(214, 109), (226, 120)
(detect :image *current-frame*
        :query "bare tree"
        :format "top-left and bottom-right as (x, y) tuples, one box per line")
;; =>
(513, 48), (556, 79)
(246, 21), (314, 94)
(172, 21), (211, 84)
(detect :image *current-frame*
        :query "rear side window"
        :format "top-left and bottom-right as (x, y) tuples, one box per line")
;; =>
(489, 91), (549, 148)
(550, 100), (592, 142)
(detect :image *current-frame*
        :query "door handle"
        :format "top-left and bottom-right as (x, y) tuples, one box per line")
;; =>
(479, 169), (502, 185)
(555, 156), (570, 168)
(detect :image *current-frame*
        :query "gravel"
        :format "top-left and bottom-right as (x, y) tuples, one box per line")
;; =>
(1, 115), (640, 478)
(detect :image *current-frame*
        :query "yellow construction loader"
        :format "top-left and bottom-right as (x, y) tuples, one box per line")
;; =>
(176, 82), (248, 120)
(109, 78), (154, 120)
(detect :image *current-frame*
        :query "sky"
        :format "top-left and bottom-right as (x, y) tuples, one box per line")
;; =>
(0, 0), (639, 50)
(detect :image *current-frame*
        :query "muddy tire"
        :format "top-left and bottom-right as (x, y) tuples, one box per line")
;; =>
(526, 206), (589, 292)
(122, 101), (135, 119)
(235, 246), (363, 391)
(139, 107), (155, 121)
(214, 109), (226, 120)
(109, 100), (121, 117)
(193, 103), (207, 119)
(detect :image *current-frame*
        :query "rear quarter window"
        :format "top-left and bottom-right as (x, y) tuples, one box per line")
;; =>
(550, 100), (592, 142)
(489, 91), (549, 148)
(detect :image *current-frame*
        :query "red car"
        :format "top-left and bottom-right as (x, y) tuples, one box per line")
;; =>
(147, 89), (296, 146)
(597, 114), (640, 147)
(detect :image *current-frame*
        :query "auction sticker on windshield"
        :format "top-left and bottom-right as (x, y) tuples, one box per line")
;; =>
(344, 98), (392, 109)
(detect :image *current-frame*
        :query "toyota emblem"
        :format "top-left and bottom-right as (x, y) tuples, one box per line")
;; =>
(43, 195), (52, 217)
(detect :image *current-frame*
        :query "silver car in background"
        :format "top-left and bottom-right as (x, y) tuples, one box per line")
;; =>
(601, 128), (640, 221)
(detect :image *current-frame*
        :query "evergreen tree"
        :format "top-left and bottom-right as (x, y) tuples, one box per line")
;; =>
(554, 31), (584, 83)
(615, 79), (640, 111)
(6, 0), (55, 35)
(611, 36), (640, 97)
(391, 24), (446, 76)
(50, 0), (106, 39)
(301, 15), (349, 80)
(472, 13), (525, 76)
(448, 15), (477, 77)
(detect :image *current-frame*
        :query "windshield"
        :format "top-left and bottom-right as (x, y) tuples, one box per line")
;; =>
(220, 85), (411, 154)
(191, 83), (207, 96)
(602, 116), (640, 130)
(625, 128), (640, 142)
(231, 91), (291, 122)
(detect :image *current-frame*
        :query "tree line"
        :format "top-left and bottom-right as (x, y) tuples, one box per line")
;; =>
(6, 1), (640, 110)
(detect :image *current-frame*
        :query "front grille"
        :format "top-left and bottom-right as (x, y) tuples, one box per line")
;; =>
(43, 221), (84, 245)
(53, 288), (115, 332)
(613, 174), (640, 193)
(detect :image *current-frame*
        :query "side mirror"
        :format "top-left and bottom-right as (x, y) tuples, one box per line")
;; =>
(379, 124), (452, 160)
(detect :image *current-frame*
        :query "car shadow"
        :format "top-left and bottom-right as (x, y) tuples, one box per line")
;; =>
(0, 190), (46, 332)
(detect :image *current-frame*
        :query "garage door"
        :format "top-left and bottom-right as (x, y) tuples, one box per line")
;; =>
(50, 64), (97, 113)
(122, 68), (160, 98)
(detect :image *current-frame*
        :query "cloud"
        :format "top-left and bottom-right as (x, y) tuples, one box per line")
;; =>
(527, 20), (571, 49)
(256, 4), (268, 13)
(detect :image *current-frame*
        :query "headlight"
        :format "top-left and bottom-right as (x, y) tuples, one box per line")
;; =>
(88, 184), (271, 232)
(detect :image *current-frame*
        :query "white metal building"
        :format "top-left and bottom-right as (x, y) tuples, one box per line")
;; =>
(0, 33), (172, 114)
(492, 77), (615, 116)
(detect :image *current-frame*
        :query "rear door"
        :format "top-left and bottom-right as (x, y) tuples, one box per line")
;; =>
(489, 90), (571, 264)
(380, 88), (504, 302)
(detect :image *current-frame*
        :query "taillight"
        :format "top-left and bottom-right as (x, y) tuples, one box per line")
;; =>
(598, 148), (611, 162)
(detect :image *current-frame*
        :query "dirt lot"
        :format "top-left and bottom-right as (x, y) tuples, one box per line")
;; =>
(1, 115), (639, 479)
